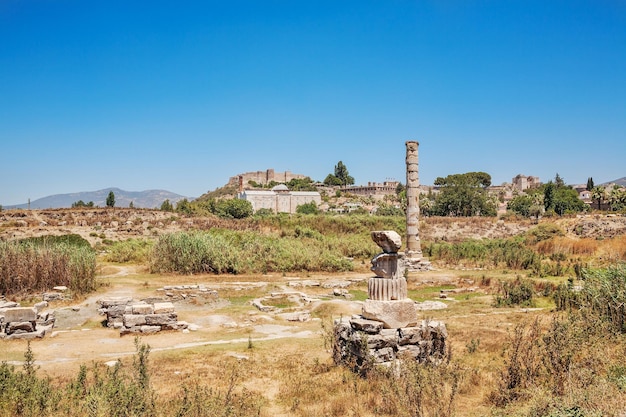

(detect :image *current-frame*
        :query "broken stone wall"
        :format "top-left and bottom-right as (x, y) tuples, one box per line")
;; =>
(98, 298), (187, 336)
(333, 317), (447, 371)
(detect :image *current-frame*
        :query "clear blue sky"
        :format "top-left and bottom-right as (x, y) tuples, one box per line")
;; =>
(1, 0), (625, 205)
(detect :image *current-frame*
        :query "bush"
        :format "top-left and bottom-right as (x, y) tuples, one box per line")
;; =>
(375, 203), (404, 216)
(212, 199), (253, 219)
(526, 223), (565, 243)
(295, 202), (319, 214)
(105, 239), (154, 263)
(494, 277), (535, 307)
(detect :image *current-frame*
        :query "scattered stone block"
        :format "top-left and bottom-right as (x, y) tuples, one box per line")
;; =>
(43, 293), (65, 302)
(34, 301), (48, 312)
(140, 325), (161, 334)
(350, 318), (383, 334)
(278, 312), (311, 322)
(132, 304), (154, 315)
(145, 314), (177, 326)
(371, 230), (403, 253)
(4, 307), (37, 323)
(361, 299), (418, 329)
(322, 280), (351, 289)
(0, 301), (19, 309)
(123, 314), (146, 327)
(153, 302), (174, 314)
(7, 321), (35, 334)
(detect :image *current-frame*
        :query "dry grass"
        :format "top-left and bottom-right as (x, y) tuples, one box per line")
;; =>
(3, 211), (626, 416)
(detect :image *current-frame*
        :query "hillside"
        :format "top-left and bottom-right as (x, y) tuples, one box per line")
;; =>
(2, 208), (626, 246)
(4, 188), (189, 210)
(603, 176), (626, 187)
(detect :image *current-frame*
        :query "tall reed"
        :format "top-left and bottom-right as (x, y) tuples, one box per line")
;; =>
(0, 236), (96, 295)
(149, 229), (362, 275)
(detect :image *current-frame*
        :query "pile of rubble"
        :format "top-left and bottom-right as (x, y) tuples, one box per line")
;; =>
(98, 297), (188, 336)
(156, 284), (218, 302)
(0, 300), (55, 340)
(333, 317), (447, 368)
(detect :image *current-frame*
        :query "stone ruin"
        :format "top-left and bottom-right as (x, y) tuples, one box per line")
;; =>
(98, 297), (188, 336)
(333, 230), (447, 371)
(0, 300), (55, 340)
(404, 140), (432, 272)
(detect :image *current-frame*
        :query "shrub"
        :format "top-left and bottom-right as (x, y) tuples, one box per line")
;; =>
(494, 277), (535, 307)
(212, 199), (253, 219)
(295, 202), (319, 214)
(526, 223), (565, 243)
(105, 239), (154, 263)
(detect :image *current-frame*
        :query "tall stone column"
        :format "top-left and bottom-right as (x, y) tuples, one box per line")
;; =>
(405, 141), (422, 259)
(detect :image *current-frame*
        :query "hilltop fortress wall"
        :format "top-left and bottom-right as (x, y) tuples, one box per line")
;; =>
(227, 169), (307, 187)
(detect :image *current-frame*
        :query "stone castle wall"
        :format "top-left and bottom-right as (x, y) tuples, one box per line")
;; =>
(228, 169), (307, 187)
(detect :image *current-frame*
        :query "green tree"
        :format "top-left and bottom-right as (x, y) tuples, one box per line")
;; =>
(553, 187), (585, 215)
(175, 198), (193, 215)
(592, 186), (606, 210)
(129, 201), (134, 209)
(160, 199), (173, 212)
(432, 172), (496, 216)
(544, 182), (555, 213)
(333, 161), (354, 186)
(212, 198), (253, 219)
(106, 191), (115, 208)
(608, 186), (626, 211)
(375, 203), (403, 216)
(555, 173), (565, 187)
(507, 194), (533, 217)
(323, 174), (343, 186)
(287, 177), (317, 191)
(296, 201), (319, 214)
(72, 200), (94, 208)
(586, 177), (594, 191)
(542, 175), (586, 215)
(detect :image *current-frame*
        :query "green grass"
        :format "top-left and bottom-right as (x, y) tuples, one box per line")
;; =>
(408, 285), (456, 302)
(348, 289), (368, 301)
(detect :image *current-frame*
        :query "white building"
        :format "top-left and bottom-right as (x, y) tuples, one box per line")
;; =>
(238, 184), (321, 214)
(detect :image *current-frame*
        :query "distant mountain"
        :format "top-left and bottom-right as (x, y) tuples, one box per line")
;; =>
(602, 177), (626, 187)
(4, 188), (190, 209)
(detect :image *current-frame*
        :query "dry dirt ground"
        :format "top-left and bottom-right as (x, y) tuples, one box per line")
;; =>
(3, 209), (626, 415)
(3, 207), (626, 245)
(2, 265), (367, 372)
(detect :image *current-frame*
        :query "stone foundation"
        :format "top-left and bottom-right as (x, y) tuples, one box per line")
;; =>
(333, 317), (447, 370)
(0, 304), (55, 340)
(98, 298), (188, 336)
